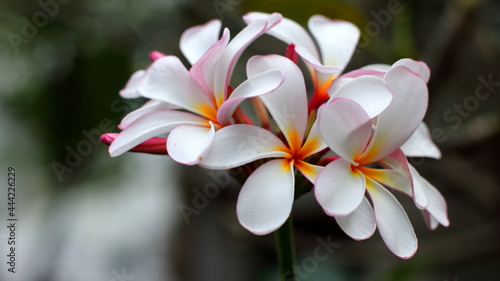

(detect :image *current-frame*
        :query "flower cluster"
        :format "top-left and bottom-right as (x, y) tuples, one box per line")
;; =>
(101, 12), (449, 259)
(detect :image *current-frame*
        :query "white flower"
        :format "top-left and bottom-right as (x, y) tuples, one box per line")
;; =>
(315, 65), (431, 258)
(244, 12), (360, 110)
(108, 15), (286, 165)
(200, 54), (393, 235)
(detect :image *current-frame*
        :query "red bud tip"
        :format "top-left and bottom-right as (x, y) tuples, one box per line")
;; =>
(286, 44), (299, 65)
(100, 133), (119, 146)
(149, 51), (166, 62)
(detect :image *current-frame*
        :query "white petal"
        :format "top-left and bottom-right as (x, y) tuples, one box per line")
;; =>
(315, 158), (366, 215)
(243, 12), (320, 59)
(295, 45), (342, 88)
(120, 70), (146, 98)
(343, 67), (386, 78)
(109, 110), (207, 157)
(213, 20), (268, 106)
(375, 149), (430, 210)
(199, 124), (289, 170)
(308, 16), (359, 69)
(422, 180), (449, 227)
(422, 210), (439, 230)
(328, 76), (353, 97)
(298, 120), (328, 158)
(216, 68), (284, 126)
(361, 65), (428, 163)
(393, 59), (430, 83)
(328, 67), (387, 96)
(318, 98), (372, 163)
(366, 178), (417, 259)
(401, 122), (441, 159)
(237, 159), (295, 235)
(118, 100), (179, 129)
(295, 161), (323, 184)
(139, 56), (214, 117)
(407, 165), (430, 209)
(247, 55), (308, 150)
(361, 168), (413, 199)
(334, 197), (376, 240)
(180, 19), (222, 65)
(329, 75), (393, 118)
(410, 167), (449, 227)
(360, 63), (391, 72)
(190, 29), (229, 96)
(167, 123), (215, 165)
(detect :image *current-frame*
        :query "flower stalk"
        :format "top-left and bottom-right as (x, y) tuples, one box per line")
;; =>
(274, 214), (297, 281)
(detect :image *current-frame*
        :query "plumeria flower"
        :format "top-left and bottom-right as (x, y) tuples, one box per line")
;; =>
(315, 65), (434, 258)
(199, 55), (393, 235)
(102, 21), (223, 152)
(361, 59), (442, 160)
(329, 58), (448, 230)
(330, 59), (441, 157)
(244, 12), (360, 110)
(103, 52), (180, 136)
(106, 15), (287, 165)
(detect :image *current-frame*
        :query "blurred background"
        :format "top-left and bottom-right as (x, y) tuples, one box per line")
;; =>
(0, 0), (499, 280)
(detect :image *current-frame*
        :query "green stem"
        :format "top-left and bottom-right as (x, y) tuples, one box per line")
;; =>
(274, 215), (297, 281)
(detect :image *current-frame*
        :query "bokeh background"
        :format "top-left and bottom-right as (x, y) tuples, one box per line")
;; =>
(0, 0), (499, 280)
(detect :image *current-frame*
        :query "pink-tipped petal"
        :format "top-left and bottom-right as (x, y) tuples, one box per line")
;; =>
(180, 19), (222, 65)
(360, 63), (391, 72)
(109, 110), (206, 157)
(243, 12), (320, 59)
(334, 197), (376, 240)
(315, 158), (366, 216)
(422, 210), (440, 230)
(295, 45), (343, 87)
(237, 159), (295, 235)
(341, 68), (386, 79)
(216, 68), (284, 126)
(101, 133), (168, 155)
(410, 166), (449, 227)
(167, 123), (215, 165)
(377, 149), (428, 208)
(190, 29), (230, 96)
(328, 68), (386, 98)
(361, 66), (429, 163)
(119, 70), (146, 99)
(213, 20), (268, 106)
(199, 124), (289, 170)
(318, 98), (372, 163)
(247, 55), (308, 150)
(366, 178), (417, 259)
(139, 56), (214, 117)
(401, 122), (441, 159)
(308, 16), (359, 69)
(100, 133), (118, 146)
(328, 75), (393, 118)
(128, 137), (167, 154)
(149, 51), (166, 62)
(119, 100), (179, 129)
(423, 180), (449, 227)
(407, 165), (430, 209)
(393, 59), (430, 83)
